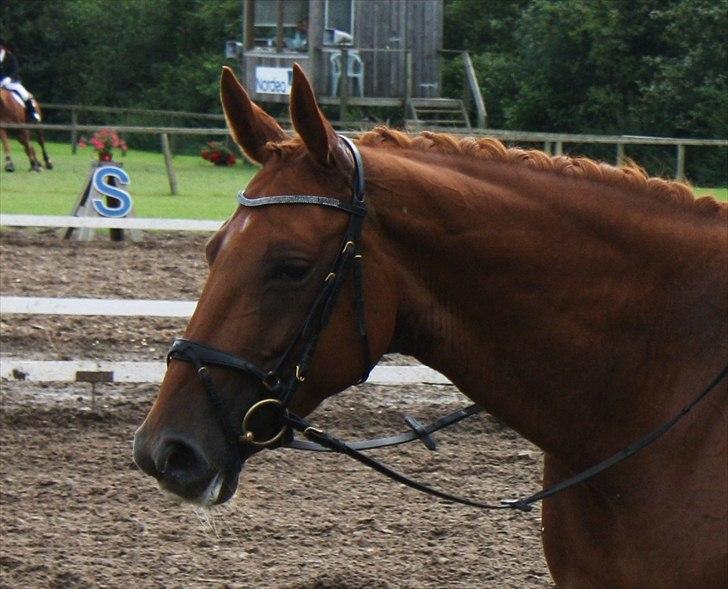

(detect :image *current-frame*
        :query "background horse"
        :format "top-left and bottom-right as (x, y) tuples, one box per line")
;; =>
(0, 88), (52, 172)
(134, 66), (727, 587)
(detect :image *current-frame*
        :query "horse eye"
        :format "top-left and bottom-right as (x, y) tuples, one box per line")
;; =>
(269, 261), (312, 283)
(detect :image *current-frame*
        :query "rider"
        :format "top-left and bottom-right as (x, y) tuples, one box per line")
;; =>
(0, 38), (40, 122)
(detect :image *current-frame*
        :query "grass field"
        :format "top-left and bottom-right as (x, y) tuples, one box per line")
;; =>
(0, 141), (725, 219)
(0, 141), (257, 219)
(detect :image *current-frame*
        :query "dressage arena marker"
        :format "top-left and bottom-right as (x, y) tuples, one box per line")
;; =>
(0, 359), (452, 386)
(65, 161), (142, 242)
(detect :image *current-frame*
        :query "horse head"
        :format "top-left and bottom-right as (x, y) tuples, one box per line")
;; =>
(133, 65), (398, 505)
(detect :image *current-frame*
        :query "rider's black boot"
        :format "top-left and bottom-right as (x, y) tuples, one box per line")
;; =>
(24, 99), (39, 122)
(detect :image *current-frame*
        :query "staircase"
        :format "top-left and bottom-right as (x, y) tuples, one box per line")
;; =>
(405, 98), (471, 132)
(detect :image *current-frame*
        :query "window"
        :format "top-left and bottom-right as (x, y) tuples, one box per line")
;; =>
(253, 0), (308, 52)
(324, 0), (354, 45)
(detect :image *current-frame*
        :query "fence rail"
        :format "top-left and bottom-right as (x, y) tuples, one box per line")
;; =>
(2, 120), (725, 181)
(0, 214), (223, 232)
(0, 359), (452, 386)
(43, 103), (225, 121)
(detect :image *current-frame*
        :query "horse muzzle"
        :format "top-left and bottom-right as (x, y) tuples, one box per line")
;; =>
(132, 425), (241, 505)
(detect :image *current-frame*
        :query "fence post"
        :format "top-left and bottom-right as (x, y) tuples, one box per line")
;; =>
(404, 50), (413, 106)
(339, 47), (349, 122)
(554, 141), (563, 156)
(160, 133), (178, 195)
(616, 143), (625, 166)
(676, 144), (686, 180)
(71, 109), (78, 154)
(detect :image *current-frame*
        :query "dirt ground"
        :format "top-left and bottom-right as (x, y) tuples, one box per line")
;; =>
(0, 228), (552, 588)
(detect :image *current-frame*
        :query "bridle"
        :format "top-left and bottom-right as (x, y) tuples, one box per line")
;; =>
(167, 134), (728, 512)
(167, 135), (372, 470)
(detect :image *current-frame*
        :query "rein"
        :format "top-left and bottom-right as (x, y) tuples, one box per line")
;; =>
(167, 135), (728, 513)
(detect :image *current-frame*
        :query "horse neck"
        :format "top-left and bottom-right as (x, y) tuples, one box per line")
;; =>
(363, 146), (727, 462)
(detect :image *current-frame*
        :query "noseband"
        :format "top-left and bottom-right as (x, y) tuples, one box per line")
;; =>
(167, 135), (372, 471)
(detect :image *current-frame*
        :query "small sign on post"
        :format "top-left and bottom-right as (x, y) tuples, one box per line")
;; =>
(65, 161), (141, 241)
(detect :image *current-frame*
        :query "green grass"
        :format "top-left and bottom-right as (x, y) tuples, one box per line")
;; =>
(0, 141), (726, 219)
(0, 141), (257, 219)
(695, 186), (727, 201)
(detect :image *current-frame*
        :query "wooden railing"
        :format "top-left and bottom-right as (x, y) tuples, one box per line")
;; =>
(439, 49), (487, 129)
(2, 120), (725, 181)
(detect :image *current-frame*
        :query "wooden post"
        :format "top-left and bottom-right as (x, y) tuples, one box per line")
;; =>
(160, 133), (178, 195)
(243, 0), (254, 50)
(676, 144), (686, 180)
(554, 141), (563, 156)
(339, 47), (350, 122)
(616, 143), (625, 166)
(275, 0), (284, 52)
(544, 141), (552, 154)
(307, 0), (324, 94)
(71, 109), (78, 154)
(404, 50), (413, 105)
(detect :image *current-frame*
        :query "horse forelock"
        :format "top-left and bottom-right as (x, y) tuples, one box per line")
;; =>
(355, 127), (725, 219)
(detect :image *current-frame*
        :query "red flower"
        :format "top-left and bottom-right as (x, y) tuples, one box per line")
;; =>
(81, 129), (128, 159)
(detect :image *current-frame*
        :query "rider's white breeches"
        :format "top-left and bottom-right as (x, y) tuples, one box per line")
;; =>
(0, 78), (31, 101)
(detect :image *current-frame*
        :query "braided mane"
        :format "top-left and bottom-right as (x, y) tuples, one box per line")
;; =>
(358, 128), (725, 217)
(268, 127), (724, 217)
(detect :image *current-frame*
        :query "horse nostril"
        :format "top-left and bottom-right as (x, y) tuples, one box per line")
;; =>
(152, 437), (214, 499)
(161, 441), (199, 476)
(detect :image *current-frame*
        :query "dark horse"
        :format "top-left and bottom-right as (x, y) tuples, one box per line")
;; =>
(0, 88), (52, 172)
(134, 66), (727, 587)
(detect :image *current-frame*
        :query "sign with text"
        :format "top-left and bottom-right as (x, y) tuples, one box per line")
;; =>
(255, 66), (293, 95)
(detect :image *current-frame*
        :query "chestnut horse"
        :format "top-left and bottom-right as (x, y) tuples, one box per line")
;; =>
(0, 88), (52, 172)
(134, 66), (727, 587)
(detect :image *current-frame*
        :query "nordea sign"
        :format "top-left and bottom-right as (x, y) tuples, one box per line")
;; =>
(255, 66), (292, 95)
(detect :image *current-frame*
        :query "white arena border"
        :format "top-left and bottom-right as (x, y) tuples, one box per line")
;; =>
(0, 359), (452, 386)
(1, 296), (196, 317)
(0, 214), (223, 232)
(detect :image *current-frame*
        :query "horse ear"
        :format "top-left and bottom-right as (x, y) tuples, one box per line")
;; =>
(220, 66), (286, 164)
(289, 63), (342, 167)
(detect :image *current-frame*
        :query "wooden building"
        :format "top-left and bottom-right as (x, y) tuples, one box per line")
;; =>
(237, 0), (444, 110)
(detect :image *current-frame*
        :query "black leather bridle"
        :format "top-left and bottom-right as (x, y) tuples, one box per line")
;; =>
(167, 134), (728, 512)
(167, 135), (373, 468)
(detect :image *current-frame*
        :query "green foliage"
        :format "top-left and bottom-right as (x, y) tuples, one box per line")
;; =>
(443, 0), (728, 185)
(1, 0), (241, 112)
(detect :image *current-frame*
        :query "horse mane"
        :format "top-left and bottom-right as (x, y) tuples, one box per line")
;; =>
(267, 127), (725, 217)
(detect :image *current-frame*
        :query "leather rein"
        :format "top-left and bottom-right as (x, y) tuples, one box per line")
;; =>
(167, 135), (728, 513)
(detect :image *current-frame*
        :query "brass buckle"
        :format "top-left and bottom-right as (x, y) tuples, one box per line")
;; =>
(240, 398), (288, 447)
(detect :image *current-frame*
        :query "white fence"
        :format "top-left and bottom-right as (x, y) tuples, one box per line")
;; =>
(0, 295), (451, 386)
(0, 296), (196, 317)
(0, 359), (451, 386)
(0, 214), (222, 232)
